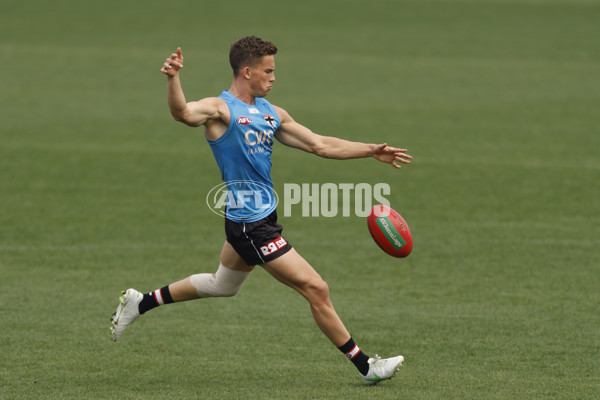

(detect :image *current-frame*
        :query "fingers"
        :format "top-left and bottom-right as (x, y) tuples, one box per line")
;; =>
(376, 144), (411, 156)
(394, 150), (412, 167)
(377, 146), (413, 168)
(160, 59), (180, 75)
(384, 145), (409, 154)
(160, 61), (176, 75)
(160, 47), (184, 75)
(168, 51), (184, 67)
(391, 146), (412, 161)
(395, 152), (412, 162)
(390, 156), (410, 168)
(380, 145), (413, 159)
(372, 143), (413, 168)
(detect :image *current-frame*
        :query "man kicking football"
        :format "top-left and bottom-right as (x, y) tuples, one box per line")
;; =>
(110, 36), (411, 385)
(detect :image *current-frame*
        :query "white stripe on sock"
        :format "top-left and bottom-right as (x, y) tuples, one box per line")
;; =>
(346, 345), (360, 360)
(154, 289), (164, 305)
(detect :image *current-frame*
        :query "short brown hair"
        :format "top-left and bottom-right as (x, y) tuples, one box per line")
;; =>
(229, 36), (278, 76)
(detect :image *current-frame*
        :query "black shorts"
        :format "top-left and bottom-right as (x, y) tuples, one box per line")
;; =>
(225, 210), (293, 266)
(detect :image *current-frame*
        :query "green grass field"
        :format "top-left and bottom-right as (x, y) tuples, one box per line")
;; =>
(1, 0), (599, 399)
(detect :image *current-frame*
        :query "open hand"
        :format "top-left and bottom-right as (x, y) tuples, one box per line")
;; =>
(372, 143), (412, 169)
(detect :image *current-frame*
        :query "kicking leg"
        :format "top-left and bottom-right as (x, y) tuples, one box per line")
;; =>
(261, 248), (403, 384)
(262, 248), (350, 346)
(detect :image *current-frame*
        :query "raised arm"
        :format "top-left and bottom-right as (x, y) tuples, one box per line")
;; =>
(273, 106), (412, 169)
(160, 47), (223, 127)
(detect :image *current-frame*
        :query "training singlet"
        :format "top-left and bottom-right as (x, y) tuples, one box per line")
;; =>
(207, 90), (281, 223)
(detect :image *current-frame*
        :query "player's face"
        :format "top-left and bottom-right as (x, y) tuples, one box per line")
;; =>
(249, 55), (276, 97)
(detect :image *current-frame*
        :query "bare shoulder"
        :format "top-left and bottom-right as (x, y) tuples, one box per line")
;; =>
(200, 96), (227, 107)
(196, 96), (228, 117)
(272, 105), (293, 123)
(201, 97), (230, 141)
(185, 96), (230, 126)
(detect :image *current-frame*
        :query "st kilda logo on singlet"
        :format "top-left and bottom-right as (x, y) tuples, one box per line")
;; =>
(264, 114), (276, 128)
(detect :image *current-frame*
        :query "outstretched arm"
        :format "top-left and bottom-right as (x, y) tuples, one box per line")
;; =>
(160, 47), (222, 127)
(273, 106), (412, 169)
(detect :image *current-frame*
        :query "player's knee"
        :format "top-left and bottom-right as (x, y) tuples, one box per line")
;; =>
(305, 277), (331, 305)
(190, 272), (241, 298)
(189, 264), (250, 298)
(218, 280), (243, 297)
(215, 264), (248, 297)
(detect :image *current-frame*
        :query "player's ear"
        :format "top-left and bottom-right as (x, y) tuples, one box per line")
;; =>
(241, 66), (252, 80)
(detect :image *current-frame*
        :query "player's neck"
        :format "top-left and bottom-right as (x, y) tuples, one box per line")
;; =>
(228, 82), (256, 105)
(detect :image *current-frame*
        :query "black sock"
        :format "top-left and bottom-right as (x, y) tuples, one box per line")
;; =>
(338, 338), (370, 375)
(138, 286), (174, 314)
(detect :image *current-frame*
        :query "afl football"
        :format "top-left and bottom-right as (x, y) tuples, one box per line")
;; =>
(367, 204), (413, 258)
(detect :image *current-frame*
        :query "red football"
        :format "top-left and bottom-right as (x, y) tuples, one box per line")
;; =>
(367, 204), (413, 258)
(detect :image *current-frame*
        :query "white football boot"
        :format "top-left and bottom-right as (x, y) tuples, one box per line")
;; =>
(362, 354), (404, 385)
(110, 288), (143, 342)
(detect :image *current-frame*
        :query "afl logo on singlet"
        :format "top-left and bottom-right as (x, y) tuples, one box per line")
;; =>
(236, 117), (251, 125)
